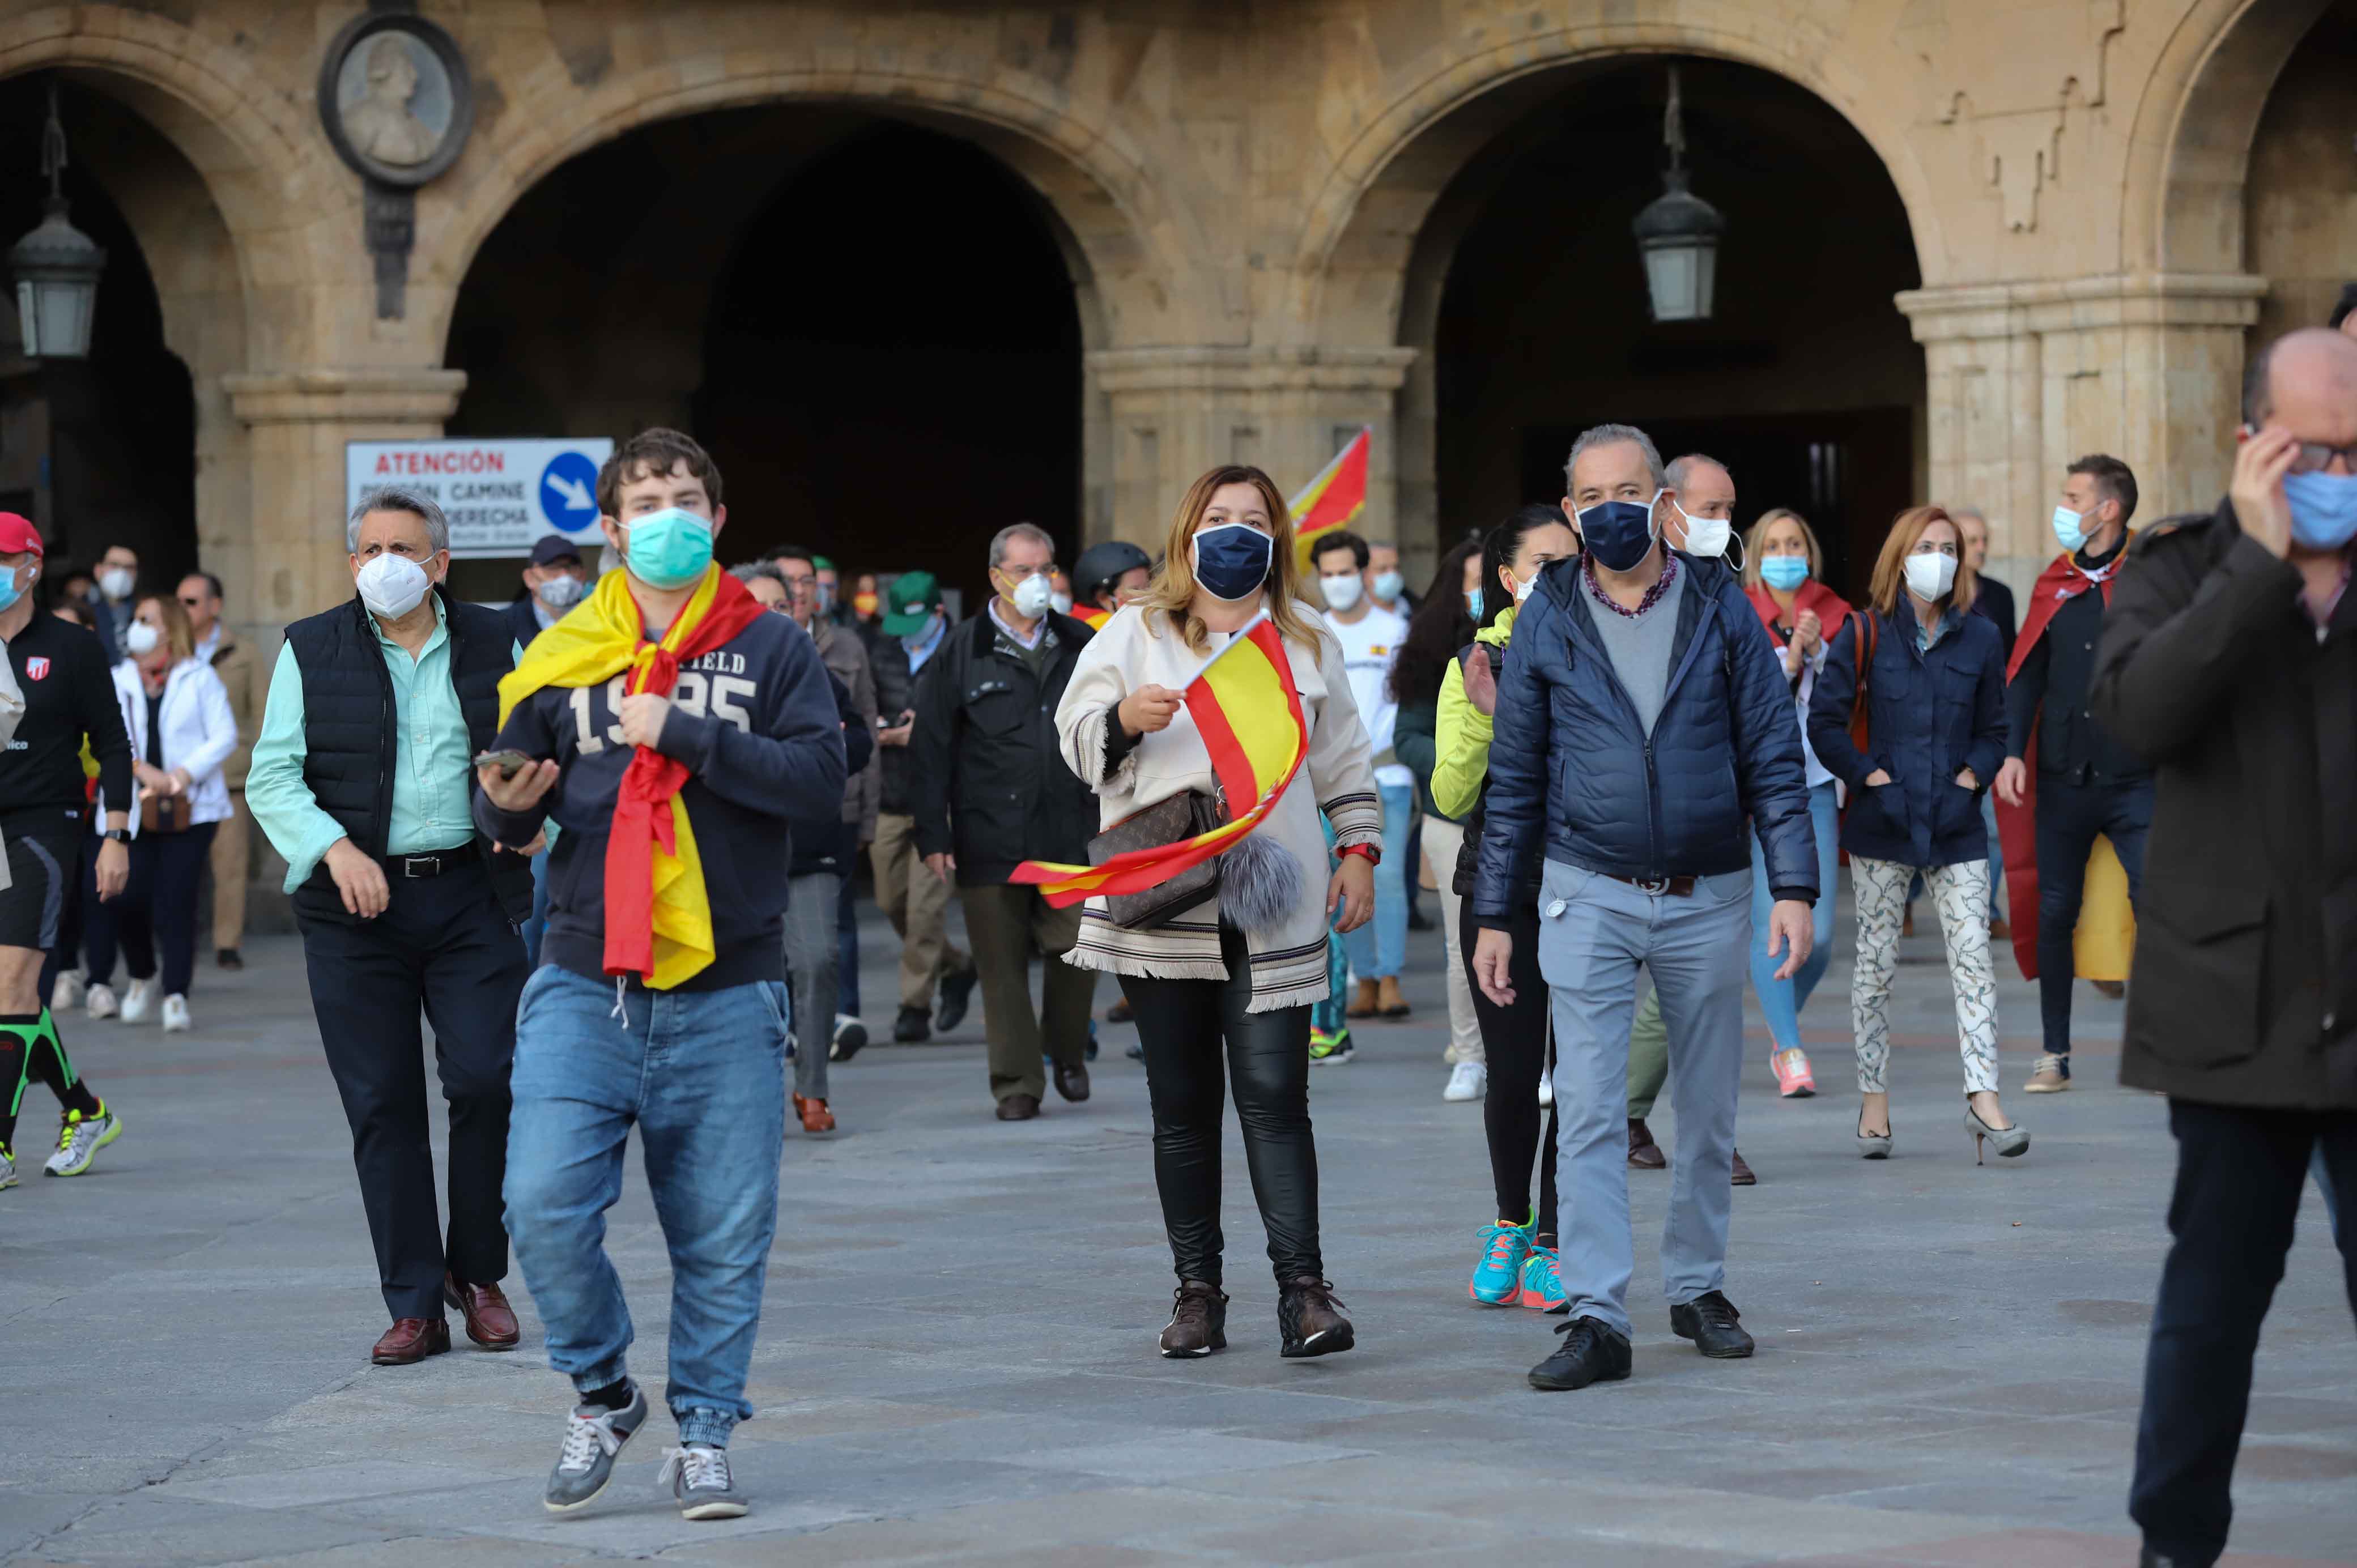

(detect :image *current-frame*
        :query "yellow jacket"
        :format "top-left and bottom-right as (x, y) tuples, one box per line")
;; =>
(1431, 606), (1516, 819)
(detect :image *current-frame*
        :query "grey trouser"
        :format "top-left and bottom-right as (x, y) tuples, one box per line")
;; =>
(784, 872), (839, 1102)
(1537, 860), (1752, 1336)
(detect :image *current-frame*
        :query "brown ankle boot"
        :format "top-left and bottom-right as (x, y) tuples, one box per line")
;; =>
(1159, 1280), (1228, 1358)
(1376, 975), (1410, 1019)
(1346, 979), (1382, 1019)
(1627, 1118), (1667, 1170)
(1278, 1276), (1355, 1358)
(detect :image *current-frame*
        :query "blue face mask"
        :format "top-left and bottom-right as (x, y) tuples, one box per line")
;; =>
(1759, 555), (1810, 591)
(0, 560), (26, 615)
(1575, 496), (1660, 574)
(623, 508), (715, 591)
(1464, 587), (1483, 620)
(2284, 468), (2357, 552)
(2052, 505), (2088, 553)
(1191, 522), (1273, 602)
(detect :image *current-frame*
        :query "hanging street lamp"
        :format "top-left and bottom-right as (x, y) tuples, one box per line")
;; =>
(1631, 65), (1724, 323)
(10, 83), (107, 359)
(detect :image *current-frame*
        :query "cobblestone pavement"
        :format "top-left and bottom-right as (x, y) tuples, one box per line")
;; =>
(3, 893), (2350, 1566)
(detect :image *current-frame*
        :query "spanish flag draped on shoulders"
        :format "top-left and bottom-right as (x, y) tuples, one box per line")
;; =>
(476, 564), (848, 991)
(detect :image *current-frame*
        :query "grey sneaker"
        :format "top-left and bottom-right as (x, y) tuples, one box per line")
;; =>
(658, 1443), (748, 1519)
(43, 1106), (120, 1177)
(543, 1383), (648, 1512)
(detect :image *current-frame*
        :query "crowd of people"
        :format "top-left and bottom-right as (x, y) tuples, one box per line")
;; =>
(0, 313), (2350, 1562)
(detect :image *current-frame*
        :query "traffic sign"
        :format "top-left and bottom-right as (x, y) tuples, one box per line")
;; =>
(345, 437), (615, 560)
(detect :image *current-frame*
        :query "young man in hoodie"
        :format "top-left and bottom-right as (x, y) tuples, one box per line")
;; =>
(475, 428), (845, 1522)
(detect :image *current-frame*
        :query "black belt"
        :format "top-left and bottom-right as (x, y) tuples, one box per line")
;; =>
(1598, 872), (1697, 897)
(378, 841), (483, 878)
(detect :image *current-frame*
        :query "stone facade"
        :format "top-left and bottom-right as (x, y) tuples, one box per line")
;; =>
(0, 0), (2343, 649)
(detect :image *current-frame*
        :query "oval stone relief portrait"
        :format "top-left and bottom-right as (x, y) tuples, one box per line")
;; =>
(319, 15), (474, 186)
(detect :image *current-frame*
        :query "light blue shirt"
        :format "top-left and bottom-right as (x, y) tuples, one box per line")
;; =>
(248, 596), (497, 892)
(903, 612), (947, 674)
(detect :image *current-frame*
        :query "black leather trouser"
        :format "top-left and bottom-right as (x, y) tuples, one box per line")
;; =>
(1126, 926), (1320, 1288)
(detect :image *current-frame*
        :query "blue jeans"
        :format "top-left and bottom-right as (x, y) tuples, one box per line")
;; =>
(1981, 793), (2004, 915)
(521, 849), (551, 968)
(1342, 781), (1413, 982)
(1748, 781), (1837, 1054)
(503, 966), (788, 1447)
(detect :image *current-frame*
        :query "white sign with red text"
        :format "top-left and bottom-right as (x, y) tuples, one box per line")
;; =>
(345, 438), (615, 560)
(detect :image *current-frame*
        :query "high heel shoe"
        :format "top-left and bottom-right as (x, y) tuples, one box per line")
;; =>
(1856, 1119), (1893, 1160)
(1965, 1106), (2029, 1163)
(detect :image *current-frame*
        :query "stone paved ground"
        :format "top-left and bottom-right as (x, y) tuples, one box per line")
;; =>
(3, 891), (2351, 1567)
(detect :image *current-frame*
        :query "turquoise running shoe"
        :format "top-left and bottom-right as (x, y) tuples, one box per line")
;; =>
(1467, 1221), (1532, 1305)
(1517, 1245), (1568, 1313)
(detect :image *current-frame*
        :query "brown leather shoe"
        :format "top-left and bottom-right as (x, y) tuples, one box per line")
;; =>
(995, 1093), (1041, 1121)
(1053, 1060), (1091, 1103)
(1377, 976), (1411, 1019)
(442, 1276), (520, 1350)
(1988, 916), (2012, 942)
(372, 1316), (452, 1365)
(1730, 1148), (1758, 1186)
(2092, 979), (2125, 999)
(1627, 1118), (1667, 1170)
(793, 1093), (836, 1134)
(1345, 979), (1382, 1019)
(1278, 1276), (1355, 1358)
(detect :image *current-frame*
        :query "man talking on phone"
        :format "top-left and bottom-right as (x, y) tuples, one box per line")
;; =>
(248, 486), (534, 1367)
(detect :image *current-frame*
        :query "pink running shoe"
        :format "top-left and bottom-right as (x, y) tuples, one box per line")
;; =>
(1771, 1047), (1816, 1098)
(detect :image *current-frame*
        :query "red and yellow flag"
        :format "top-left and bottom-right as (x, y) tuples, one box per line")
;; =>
(1012, 613), (1307, 908)
(1290, 425), (1371, 572)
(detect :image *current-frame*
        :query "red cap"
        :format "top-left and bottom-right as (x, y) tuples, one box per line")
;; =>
(0, 513), (41, 558)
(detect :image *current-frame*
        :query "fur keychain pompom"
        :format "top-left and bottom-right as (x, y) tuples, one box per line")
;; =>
(1219, 833), (1305, 935)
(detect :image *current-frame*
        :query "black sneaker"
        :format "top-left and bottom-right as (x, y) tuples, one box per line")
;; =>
(829, 1014), (869, 1063)
(935, 964), (978, 1034)
(215, 948), (243, 970)
(1529, 1315), (1632, 1390)
(1669, 1290), (1755, 1358)
(893, 1005), (931, 1043)
(1277, 1276), (1354, 1358)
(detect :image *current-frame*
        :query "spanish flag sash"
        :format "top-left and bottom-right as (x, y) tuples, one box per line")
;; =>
(499, 565), (764, 988)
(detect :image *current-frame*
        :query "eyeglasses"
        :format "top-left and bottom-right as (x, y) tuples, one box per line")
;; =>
(177, 597), (203, 609)
(2288, 441), (2357, 475)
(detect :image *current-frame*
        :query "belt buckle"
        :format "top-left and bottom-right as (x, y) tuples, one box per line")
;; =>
(1633, 875), (1671, 896)
(402, 854), (440, 878)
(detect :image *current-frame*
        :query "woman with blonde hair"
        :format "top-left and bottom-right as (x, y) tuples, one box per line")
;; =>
(82, 592), (236, 1033)
(1738, 508), (1851, 1098)
(1809, 506), (2024, 1161)
(1056, 465), (1380, 1360)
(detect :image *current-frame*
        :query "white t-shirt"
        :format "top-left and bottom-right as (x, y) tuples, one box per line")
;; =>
(1326, 604), (1412, 790)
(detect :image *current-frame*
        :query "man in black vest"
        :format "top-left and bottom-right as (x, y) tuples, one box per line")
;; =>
(248, 485), (533, 1366)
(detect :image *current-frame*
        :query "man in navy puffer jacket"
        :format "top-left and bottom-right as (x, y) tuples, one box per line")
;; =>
(1472, 423), (1819, 1394)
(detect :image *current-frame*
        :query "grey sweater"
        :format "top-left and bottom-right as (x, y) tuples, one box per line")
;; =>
(1584, 559), (1686, 734)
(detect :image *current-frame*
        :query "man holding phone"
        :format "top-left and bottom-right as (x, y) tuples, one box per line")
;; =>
(248, 486), (534, 1367)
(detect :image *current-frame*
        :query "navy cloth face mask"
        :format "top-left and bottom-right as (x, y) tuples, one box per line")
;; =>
(1192, 522), (1274, 602)
(2284, 468), (2357, 552)
(1575, 496), (1660, 574)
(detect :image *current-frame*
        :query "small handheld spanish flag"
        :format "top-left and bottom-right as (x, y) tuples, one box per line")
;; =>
(1290, 426), (1371, 573)
(1012, 612), (1307, 908)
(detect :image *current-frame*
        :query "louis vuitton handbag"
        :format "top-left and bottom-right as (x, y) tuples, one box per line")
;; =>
(1086, 788), (1227, 930)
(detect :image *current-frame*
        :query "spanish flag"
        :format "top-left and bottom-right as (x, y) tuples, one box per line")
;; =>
(1012, 612), (1306, 907)
(1290, 426), (1372, 572)
(1076, 604), (1112, 630)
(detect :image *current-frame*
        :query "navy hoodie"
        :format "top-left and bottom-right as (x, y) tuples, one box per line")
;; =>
(476, 607), (846, 991)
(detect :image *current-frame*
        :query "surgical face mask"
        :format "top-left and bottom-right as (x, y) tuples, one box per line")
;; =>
(1320, 572), (1364, 612)
(355, 553), (432, 619)
(1191, 522), (1273, 602)
(1673, 501), (1733, 559)
(1759, 555), (1810, 591)
(1464, 587), (1483, 620)
(0, 560), (28, 615)
(1371, 569), (1405, 603)
(536, 574), (586, 610)
(124, 620), (160, 657)
(98, 566), (133, 601)
(623, 508), (714, 591)
(2284, 468), (2357, 552)
(2052, 505), (2088, 553)
(1514, 570), (1539, 604)
(1049, 591), (1074, 617)
(1904, 551), (1959, 602)
(1575, 494), (1660, 574)
(1007, 572), (1054, 620)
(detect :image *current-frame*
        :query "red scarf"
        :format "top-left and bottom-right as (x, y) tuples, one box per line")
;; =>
(1745, 579), (1854, 644)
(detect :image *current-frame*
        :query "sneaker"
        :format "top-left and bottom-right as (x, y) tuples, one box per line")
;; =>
(1309, 1030), (1354, 1066)
(44, 1105), (121, 1177)
(120, 978), (156, 1024)
(1517, 1246), (1568, 1313)
(1670, 1289), (1756, 1358)
(1538, 1071), (1554, 1107)
(659, 1443), (749, 1520)
(162, 995), (192, 1033)
(0, 1143), (15, 1191)
(2024, 1053), (2071, 1093)
(1529, 1315), (1632, 1391)
(934, 964), (978, 1034)
(50, 969), (84, 1012)
(1771, 1047), (1816, 1098)
(893, 1004), (931, 1044)
(1467, 1220), (1533, 1305)
(829, 1013), (868, 1064)
(543, 1383), (649, 1512)
(216, 948), (244, 970)
(85, 983), (118, 1021)
(1159, 1279), (1228, 1357)
(1443, 1060), (1487, 1102)
(1278, 1276), (1354, 1358)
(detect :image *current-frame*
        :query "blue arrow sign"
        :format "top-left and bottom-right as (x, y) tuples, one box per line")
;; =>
(538, 450), (601, 533)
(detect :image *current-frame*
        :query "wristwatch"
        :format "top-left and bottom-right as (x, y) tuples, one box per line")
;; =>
(100, 828), (130, 845)
(1338, 842), (1380, 866)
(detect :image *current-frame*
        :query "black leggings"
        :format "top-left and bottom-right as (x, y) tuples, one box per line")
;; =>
(1126, 926), (1320, 1288)
(1460, 900), (1558, 1241)
(84, 823), (216, 999)
(1, 1011), (100, 1153)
